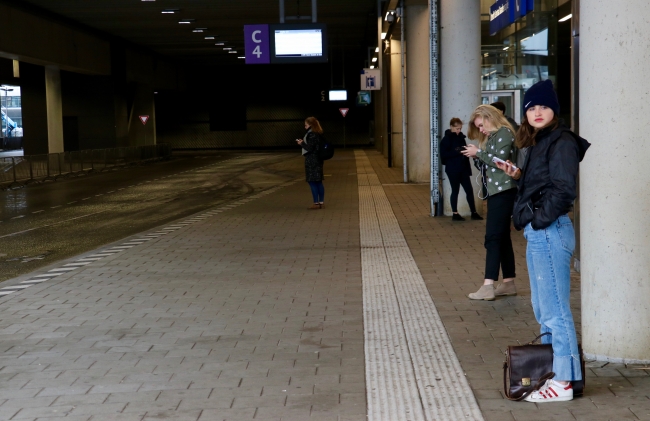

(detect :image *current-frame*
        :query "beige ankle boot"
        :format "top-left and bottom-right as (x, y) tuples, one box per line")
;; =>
(468, 285), (495, 301)
(494, 281), (517, 296)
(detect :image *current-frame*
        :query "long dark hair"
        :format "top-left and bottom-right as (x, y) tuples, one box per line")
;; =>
(305, 116), (323, 134)
(515, 117), (560, 149)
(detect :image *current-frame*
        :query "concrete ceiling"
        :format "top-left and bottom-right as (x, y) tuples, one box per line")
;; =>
(18, 0), (378, 65)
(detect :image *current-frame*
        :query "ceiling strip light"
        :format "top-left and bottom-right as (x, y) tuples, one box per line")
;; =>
(559, 14), (572, 22)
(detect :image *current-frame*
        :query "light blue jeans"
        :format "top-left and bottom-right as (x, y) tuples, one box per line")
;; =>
(524, 214), (582, 381)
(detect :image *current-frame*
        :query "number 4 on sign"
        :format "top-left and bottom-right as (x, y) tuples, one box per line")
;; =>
(339, 108), (349, 117)
(253, 45), (262, 58)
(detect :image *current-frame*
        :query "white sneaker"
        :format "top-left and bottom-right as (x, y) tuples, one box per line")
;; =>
(524, 379), (573, 403)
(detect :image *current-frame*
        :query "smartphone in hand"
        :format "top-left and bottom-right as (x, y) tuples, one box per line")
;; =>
(492, 156), (518, 171)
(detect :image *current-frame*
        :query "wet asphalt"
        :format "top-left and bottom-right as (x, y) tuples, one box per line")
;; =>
(0, 151), (302, 284)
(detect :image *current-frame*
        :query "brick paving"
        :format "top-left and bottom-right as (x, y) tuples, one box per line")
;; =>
(0, 152), (364, 421)
(366, 150), (650, 421)
(0, 149), (648, 421)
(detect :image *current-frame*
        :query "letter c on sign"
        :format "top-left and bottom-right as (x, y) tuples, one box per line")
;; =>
(252, 30), (261, 43)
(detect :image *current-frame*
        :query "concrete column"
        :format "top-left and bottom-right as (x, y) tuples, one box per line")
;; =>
(405, 2), (430, 183)
(440, 0), (481, 215)
(580, 1), (650, 363)
(390, 38), (403, 169)
(45, 66), (64, 153)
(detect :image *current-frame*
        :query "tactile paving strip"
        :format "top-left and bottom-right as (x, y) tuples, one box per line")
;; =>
(355, 150), (484, 421)
(0, 178), (300, 299)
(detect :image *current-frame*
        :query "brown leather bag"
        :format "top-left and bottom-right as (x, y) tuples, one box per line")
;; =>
(503, 333), (586, 401)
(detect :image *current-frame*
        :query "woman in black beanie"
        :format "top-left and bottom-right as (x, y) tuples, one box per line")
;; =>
(496, 80), (591, 403)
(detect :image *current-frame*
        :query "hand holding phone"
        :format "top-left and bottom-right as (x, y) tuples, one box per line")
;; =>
(492, 156), (518, 171)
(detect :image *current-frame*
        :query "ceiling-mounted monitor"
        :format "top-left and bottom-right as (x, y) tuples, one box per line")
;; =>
(269, 24), (328, 64)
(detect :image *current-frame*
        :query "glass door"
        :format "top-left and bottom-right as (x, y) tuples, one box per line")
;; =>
(481, 90), (521, 124)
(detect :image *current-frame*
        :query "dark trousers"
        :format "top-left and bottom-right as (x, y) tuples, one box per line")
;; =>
(308, 181), (324, 203)
(484, 188), (516, 280)
(446, 171), (477, 213)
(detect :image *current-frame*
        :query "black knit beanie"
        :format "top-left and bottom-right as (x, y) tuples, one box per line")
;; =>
(523, 80), (560, 116)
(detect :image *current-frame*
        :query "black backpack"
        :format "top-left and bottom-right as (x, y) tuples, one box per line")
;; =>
(318, 134), (335, 161)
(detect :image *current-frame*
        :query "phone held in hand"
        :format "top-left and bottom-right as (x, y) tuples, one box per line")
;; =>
(492, 156), (518, 171)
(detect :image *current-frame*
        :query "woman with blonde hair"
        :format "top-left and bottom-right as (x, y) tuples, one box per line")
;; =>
(461, 104), (517, 300)
(296, 116), (325, 209)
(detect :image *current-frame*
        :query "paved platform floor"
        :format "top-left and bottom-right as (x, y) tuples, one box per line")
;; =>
(0, 149), (648, 421)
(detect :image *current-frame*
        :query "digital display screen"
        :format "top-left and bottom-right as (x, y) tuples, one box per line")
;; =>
(274, 29), (323, 57)
(329, 90), (347, 101)
(269, 24), (328, 64)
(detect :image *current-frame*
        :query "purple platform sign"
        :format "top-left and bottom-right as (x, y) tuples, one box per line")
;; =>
(244, 24), (270, 64)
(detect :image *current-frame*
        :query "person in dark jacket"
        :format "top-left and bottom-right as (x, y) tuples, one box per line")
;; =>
(296, 116), (325, 210)
(440, 118), (482, 221)
(490, 101), (520, 132)
(496, 80), (591, 403)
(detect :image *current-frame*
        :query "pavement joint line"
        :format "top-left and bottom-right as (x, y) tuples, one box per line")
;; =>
(1, 285), (31, 290)
(355, 150), (484, 421)
(20, 279), (49, 284)
(32, 273), (60, 278)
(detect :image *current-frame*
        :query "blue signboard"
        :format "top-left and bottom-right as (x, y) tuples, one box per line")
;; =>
(489, 0), (511, 36)
(509, 0), (522, 22)
(244, 24), (270, 64)
(490, 0), (534, 35)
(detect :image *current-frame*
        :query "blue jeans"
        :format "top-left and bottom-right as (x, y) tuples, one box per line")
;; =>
(524, 214), (582, 381)
(308, 181), (324, 203)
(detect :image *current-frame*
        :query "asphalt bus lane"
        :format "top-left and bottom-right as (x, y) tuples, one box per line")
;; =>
(0, 152), (300, 284)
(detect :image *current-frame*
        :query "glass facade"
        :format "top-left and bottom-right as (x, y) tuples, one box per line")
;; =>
(1, 85), (23, 140)
(481, 0), (572, 121)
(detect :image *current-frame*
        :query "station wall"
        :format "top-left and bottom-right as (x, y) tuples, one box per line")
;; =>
(156, 51), (374, 150)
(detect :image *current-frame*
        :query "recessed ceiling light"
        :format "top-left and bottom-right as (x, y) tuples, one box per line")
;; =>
(178, 19), (195, 24)
(559, 14), (572, 22)
(215, 42), (225, 45)
(142, 0), (155, 2)
(223, 47), (232, 50)
(237, 57), (245, 59)
(193, 28), (207, 33)
(371, 57), (377, 62)
(228, 51), (238, 54)
(370, 65), (375, 69)
(161, 9), (178, 13)
(205, 36), (215, 40)
(375, 47), (379, 52)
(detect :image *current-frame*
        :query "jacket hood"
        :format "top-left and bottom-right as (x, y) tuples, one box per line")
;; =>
(539, 125), (591, 162)
(444, 129), (465, 139)
(569, 131), (590, 162)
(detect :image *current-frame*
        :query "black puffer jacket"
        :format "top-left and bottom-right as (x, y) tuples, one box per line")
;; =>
(440, 130), (472, 177)
(512, 126), (591, 231)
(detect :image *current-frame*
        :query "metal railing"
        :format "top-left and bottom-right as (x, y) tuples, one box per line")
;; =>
(1, 144), (171, 189)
